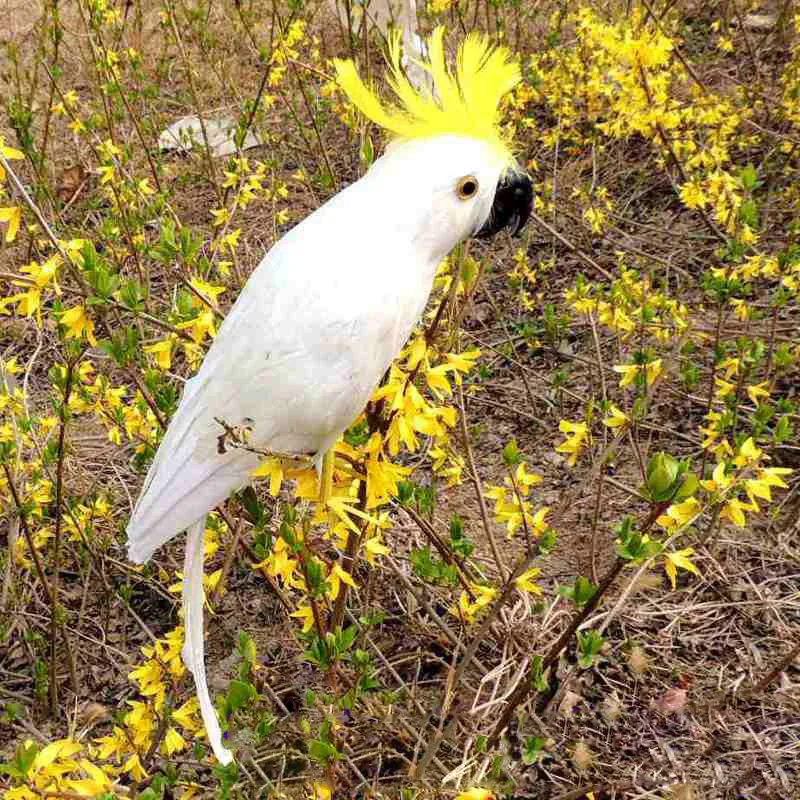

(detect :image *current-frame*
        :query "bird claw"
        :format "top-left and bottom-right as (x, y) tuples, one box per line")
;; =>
(260, 448), (315, 466)
(213, 417), (315, 465)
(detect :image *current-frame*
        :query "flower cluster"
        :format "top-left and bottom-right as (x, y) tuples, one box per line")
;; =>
(0, 138), (24, 243)
(249, 299), (483, 634)
(526, 8), (757, 243)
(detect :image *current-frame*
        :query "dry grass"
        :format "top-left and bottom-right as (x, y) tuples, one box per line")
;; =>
(1, 1), (799, 799)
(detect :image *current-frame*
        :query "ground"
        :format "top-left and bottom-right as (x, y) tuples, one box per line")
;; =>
(1, 2), (799, 799)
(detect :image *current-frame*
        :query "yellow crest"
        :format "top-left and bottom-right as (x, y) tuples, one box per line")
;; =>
(333, 27), (520, 164)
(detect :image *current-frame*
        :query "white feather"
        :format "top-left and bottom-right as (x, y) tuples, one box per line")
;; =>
(182, 518), (233, 765)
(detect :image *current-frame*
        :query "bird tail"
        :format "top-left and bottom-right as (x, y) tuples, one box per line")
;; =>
(182, 516), (234, 765)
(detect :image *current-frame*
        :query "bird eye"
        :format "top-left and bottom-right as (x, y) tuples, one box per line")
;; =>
(456, 176), (479, 200)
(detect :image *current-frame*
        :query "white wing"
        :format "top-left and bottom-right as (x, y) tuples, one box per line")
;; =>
(127, 178), (435, 563)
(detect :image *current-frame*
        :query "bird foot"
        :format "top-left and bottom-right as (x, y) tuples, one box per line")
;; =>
(260, 448), (315, 466)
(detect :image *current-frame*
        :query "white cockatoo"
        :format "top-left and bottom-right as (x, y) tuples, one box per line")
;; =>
(127, 27), (532, 765)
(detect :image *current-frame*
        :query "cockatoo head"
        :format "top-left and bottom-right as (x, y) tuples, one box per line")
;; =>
(334, 27), (532, 257)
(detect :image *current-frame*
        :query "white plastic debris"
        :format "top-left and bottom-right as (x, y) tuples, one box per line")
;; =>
(742, 13), (776, 31)
(158, 114), (261, 158)
(402, 29), (433, 94)
(329, 0), (433, 92)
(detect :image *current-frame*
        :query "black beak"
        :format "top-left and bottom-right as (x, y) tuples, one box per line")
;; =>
(474, 168), (533, 239)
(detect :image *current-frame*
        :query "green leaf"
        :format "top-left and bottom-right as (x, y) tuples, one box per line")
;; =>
(1, 702), (23, 723)
(577, 629), (605, 669)
(450, 514), (474, 557)
(774, 415), (792, 444)
(225, 679), (256, 714)
(522, 736), (547, 765)
(117, 279), (147, 311)
(237, 632), (257, 679)
(360, 134), (374, 168)
(739, 163), (760, 191)
(574, 576), (597, 607)
(411, 546), (436, 579)
(344, 418), (370, 447)
(308, 738), (339, 765)
(415, 484), (436, 514)
(239, 486), (268, 528)
(303, 635), (330, 669)
(305, 558), (324, 594)
(212, 761), (239, 800)
(673, 472), (699, 501)
(502, 439), (522, 466)
(0, 742), (39, 779)
(538, 527), (557, 554)
(410, 546), (457, 586)
(645, 452), (680, 501)
(738, 198), (759, 228)
(559, 576), (596, 606)
(397, 481), (414, 506)
(529, 655), (548, 692)
(0, 762), (23, 779)
(336, 625), (357, 655)
(615, 516), (662, 562)
(256, 713), (276, 741)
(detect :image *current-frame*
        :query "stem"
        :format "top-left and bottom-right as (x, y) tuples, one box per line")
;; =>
(414, 550), (540, 779)
(49, 359), (78, 715)
(298, 547), (327, 638)
(529, 209), (613, 281)
(589, 471), (605, 584)
(330, 478), (367, 633)
(2, 464), (54, 607)
(457, 382), (508, 581)
(165, 2), (221, 201)
(487, 501), (668, 746)
(37, 0), (62, 213)
(699, 302), (725, 479)
(211, 515), (244, 605)
(764, 302), (780, 383)
(287, 58), (337, 191)
(748, 639), (800, 696)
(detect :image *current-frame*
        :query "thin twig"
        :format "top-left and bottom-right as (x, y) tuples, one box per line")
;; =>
(49, 359), (79, 715)
(748, 639), (800, 696)
(457, 382), (508, 582)
(529, 209), (614, 280)
(487, 501), (668, 746)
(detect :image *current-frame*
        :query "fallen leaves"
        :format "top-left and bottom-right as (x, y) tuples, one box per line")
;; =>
(653, 687), (688, 717)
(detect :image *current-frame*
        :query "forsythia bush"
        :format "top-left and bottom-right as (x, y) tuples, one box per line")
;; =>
(1, 1), (797, 798)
